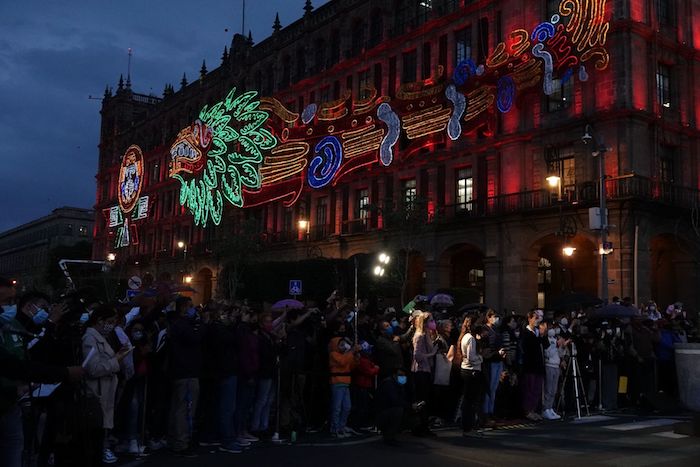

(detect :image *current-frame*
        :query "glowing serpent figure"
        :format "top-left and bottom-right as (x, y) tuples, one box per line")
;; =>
(170, 88), (277, 227)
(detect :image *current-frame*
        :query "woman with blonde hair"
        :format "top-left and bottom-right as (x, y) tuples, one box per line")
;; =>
(411, 311), (438, 436)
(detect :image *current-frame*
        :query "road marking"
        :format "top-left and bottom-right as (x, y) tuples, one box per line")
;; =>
(652, 431), (689, 439)
(602, 418), (680, 431)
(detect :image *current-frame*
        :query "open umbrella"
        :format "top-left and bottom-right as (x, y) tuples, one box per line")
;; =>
(271, 298), (305, 310)
(590, 303), (641, 319)
(430, 293), (454, 307)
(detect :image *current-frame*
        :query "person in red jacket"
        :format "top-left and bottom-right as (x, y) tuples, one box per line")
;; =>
(328, 337), (359, 438)
(352, 341), (380, 431)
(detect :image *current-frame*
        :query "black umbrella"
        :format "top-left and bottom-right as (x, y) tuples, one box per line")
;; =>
(550, 292), (603, 311)
(590, 303), (641, 319)
(458, 303), (490, 314)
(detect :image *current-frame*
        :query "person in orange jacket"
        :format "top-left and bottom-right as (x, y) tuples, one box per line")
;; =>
(328, 337), (359, 438)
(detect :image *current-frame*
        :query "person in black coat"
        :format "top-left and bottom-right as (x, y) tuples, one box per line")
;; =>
(520, 310), (549, 421)
(376, 369), (409, 445)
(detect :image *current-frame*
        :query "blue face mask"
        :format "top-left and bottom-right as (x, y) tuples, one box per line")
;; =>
(33, 308), (49, 325)
(185, 307), (197, 319)
(1, 304), (17, 322)
(390, 319), (399, 328)
(396, 375), (407, 385)
(384, 326), (394, 336)
(80, 312), (90, 324)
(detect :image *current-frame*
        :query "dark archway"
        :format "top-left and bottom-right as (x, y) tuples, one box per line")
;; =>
(439, 243), (485, 303)
(195, 267), (213, 304)
(533, 234), (598, 309)
(650, 234), (698, 310)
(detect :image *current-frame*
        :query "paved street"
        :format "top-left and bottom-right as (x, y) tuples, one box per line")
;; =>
(119, 412), (699, 467)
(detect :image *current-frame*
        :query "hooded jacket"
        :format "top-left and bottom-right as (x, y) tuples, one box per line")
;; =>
(328, 337), (357, 385)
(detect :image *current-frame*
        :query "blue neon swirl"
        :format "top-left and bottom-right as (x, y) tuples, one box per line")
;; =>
(531, 22), (556, 43)
(496, 76), (515, 113)
(453, 59), (477, 86)
(307, 136), (343, 189)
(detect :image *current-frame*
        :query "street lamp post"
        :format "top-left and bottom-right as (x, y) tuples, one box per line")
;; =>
(583, 124), (609, 303)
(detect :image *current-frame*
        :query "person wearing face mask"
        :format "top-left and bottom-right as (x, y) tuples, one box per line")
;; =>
(166, 297), (204, 457)
(521, 310), (549, 421)
(374, 321), (404, 380)
(376, 369), (409, 446)
(328, 336), (359, 438)
(83, 304), (133, 464)
(410, 312), (438, 436)
(542, 323), (569, 420)
(481, 310), (505, 426)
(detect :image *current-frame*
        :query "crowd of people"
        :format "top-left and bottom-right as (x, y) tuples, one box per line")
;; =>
(0, 275), (697, 466)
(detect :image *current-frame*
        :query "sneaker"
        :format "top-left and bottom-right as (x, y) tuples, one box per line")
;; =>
(243, 433), (260, 442)
(547, 409), (562, 420)
(343, 427), (360, 436)
(218, 444), (243, 454)
(534, 412), (544, 421)
(236, 438), (252, 447)
(148, 439), (167, 451)
(525, 412), (540, 421)
(331, 431), (349, 439)
(102, 448), (118, 464)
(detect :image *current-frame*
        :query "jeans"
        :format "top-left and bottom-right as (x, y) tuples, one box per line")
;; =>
(0, 404), (23, 467)
(251, 378), (274, 432)
(483, 361), (503, 415)
(126, 377), (146, 441)
(218, 375), (238, 446)
(330, 384), (351, 434)
(543, 366), (560, 410)
(168, 378), (199, 451)
(235, 378), (256, 436)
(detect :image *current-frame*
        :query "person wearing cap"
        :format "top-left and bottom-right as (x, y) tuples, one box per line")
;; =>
(352, 341), (380, 431)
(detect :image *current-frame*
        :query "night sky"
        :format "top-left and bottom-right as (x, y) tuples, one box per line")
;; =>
(0, 0), (329, 232)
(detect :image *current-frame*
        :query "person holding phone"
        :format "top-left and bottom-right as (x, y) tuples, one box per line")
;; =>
(83, 305), (132, 464)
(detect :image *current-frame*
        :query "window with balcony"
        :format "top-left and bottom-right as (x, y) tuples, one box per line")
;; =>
(656, 0), (674, 26)
(660, 146), (676, 183)
(358, 69), (371, 99)
(456, 167), (474, 211)
(402, 178), (417, 209)
(402, 49), (417, 83)
(369, 13), (383, 47)
(422, 42), (432, 79)
(351, 20), (366, 57)
(656, 63), (672, 109)
(547, 77), (573, 112)
(316, 197), (328, 231)
(358, 189), (370, 222)
(455, 27), (472, 64)
(417, 0), (432, 26)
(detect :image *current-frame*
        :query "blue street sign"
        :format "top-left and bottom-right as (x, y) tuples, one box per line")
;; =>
(289, 280), (302, 297)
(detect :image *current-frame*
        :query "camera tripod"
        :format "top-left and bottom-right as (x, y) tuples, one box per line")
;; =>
(556, 342), (590, 419)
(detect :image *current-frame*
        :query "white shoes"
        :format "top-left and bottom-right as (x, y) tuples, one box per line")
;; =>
(542, 408), (562, 420)
(102, 448), (118, 464)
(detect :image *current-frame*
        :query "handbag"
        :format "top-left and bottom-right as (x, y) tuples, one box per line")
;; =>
(433, 345), (454, 386)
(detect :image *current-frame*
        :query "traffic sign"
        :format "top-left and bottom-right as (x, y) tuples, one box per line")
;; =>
(289, 280), (302, 297)
(128, 275), (142, 290)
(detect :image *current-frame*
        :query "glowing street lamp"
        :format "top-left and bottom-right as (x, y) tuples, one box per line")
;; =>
(378, 252), (391, 265)
(107, 253), (116, 262)
(297, 219), (309, 233)
(183, 275), (193, 284)
(546, 175), (561, 188)
(562, 246), (576, 257)
(177, 241), (185, 249)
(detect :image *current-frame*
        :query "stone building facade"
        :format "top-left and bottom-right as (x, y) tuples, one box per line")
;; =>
(94, 0), (700, 311)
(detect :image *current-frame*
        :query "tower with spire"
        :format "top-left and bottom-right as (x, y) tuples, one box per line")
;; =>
(304, 1), (314, 16)
(273, 13), (282, 34)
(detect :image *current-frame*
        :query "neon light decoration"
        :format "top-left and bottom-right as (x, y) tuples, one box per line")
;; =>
(162, 0), (609, 224)
(118, 145), (144, 213)
(170, 88), (277, 226)
(105, 146), (150, 248)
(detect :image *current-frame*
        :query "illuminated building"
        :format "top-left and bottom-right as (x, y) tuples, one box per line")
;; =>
(94, 0), (700, 310)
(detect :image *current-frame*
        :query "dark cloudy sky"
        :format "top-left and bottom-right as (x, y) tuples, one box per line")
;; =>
(0, 0), (329, 232)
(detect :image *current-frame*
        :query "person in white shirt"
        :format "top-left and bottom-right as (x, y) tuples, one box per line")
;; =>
(542, 324), (570, 420)
(457, 315), (484, 436)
